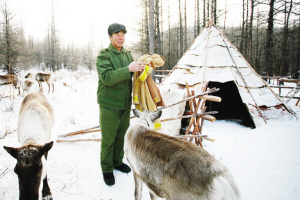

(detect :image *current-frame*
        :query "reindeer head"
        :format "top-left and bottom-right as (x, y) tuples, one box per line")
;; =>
(132, 109), (162, 129)
(24, 73), (31, 79)
(3, 141), (53, 200)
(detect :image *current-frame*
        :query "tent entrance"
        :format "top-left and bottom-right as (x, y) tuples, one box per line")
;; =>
(206, 81), (255, 128)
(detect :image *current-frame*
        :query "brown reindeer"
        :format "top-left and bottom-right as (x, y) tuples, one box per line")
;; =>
(125, 109), (240, 200)
(4, 92), (54, 200)
(25, 72), (54, 93)
(0, 74), (21, 95)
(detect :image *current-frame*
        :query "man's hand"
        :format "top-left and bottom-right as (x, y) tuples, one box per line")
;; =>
(128, 61), (145, 72)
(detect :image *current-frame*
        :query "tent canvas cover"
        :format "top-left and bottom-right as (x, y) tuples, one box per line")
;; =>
(160, 22), (296, 129)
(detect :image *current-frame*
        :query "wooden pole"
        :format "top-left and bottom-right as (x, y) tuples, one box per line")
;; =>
(56, 138), (101, 143)
(57, 128), (100, 138)
(158, 88), (219, 110)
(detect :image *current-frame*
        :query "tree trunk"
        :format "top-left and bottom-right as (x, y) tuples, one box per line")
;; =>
(184, 0), (187, 50)
(149, 0), (155, 80)
(248, 0), (254, 63)
(161, 0), (164, 56)
(213, 0), (217, 24)
(280, 0), (293, 76)
(179, 0), (183, 56)
(149, 0), (155, 54)
(207, 0), (210, 21)
(245, 0), (249, 60)
(203, 0), (206, 27)
(224, 0), (227, 30)
(254, 4), (260, 72)
(240, 0), (245, 55)
(168, 0), (171, 69)
(264, 0), (276, 76)
(155, 0), (161, 55)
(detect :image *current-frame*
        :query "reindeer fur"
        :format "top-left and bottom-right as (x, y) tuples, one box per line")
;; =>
(3, 92), (54, 200)
(125, 109), (240, 200)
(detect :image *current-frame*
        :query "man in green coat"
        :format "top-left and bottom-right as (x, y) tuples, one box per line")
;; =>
(96, 23), (145, 186)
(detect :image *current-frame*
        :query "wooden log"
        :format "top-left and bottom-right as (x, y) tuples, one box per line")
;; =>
(185, 95), (202, 137)
(177, 135), (214, 142)
(201, 114), (216, 122)
(296, 99), (300, 106)
(279, 78), (300, 83)
(198, 95), (222, 102)
(280, 96), (300, 100)
(160, 112), (217, 122)
(58, 126), (100, 138)
(158, 88), (220, 110)
(269, 85), (295, 89)
(155, 70), (171, 73)
(261, 76), (291, 79)
(56, 138), (101, 143)
(175, 135), (208, 138)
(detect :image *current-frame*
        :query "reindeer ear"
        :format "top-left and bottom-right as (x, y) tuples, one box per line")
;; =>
(3, 146), (21, 159)
(41, 141), (54, 155)
(151, 110), (162, 122)
(133, 109), (142, 118)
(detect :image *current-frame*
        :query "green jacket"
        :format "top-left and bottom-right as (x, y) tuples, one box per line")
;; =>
(96, 43), (134, 110)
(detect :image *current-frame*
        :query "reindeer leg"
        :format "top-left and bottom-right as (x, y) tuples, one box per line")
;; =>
(52, 83), (54, 93)
(47, 82), (50, 94)
(133, 172), (143, 200)
(150, 191), (158, 200)
(39, 82), (43, 93)
(42, 175), (53, 200)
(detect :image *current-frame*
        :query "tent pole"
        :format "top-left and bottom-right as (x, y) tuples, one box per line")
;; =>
(214, 23), (267, 124)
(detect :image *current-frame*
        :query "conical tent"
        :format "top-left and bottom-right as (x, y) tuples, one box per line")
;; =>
(160, 22), (296, 128)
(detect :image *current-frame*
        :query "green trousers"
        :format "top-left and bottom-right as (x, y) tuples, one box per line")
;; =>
(99, 106), (130, 173)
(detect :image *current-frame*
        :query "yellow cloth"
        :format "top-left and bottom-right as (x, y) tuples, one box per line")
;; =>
(133, 54), (165, 130)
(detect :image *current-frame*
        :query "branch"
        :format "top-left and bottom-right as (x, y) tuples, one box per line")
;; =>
(56, 138), (101, 143)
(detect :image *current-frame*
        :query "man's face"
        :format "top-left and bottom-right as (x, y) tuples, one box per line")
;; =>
(109, 31), (125, 51)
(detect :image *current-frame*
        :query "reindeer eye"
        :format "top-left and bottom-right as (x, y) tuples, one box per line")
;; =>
(20, 151), (26, 158)
(29, 152), (33, 156)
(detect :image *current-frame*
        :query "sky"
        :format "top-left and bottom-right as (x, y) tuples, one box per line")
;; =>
(4, 0), (243, 51)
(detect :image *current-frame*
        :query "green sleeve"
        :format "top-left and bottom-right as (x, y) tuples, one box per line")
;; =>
(96, 52), (131, 86)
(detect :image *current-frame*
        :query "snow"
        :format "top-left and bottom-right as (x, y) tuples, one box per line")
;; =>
(1, 69), (300, 200)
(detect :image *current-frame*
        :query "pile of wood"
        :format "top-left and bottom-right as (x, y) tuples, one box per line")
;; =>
(56, 87), (221, 147)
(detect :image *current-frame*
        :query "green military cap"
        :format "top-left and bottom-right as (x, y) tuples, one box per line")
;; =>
(108, 23), (127, 36)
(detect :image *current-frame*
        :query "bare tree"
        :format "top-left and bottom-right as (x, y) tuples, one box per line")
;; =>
(155, 0), (161, 54)
(248, 0), (255, 63)
(48, 0), (60, 71)
(184, 0), (188, 50)
(149, 0), (155, 54)
(240, 0), (245, 55)
(0, 1), (22, 75)
(264, 0), (276, 76)
(203, 0), (206, 27)
(179, 0), (183, 56)
(279, 0), (293, 76)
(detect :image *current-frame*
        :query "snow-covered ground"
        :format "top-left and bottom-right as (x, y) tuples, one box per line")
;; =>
(0, 69), (299, 200)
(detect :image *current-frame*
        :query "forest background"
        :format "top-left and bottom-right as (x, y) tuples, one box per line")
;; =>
(1, 0), (300, 78)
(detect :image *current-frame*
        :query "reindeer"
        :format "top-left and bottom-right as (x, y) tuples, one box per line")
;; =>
(21, 79), (39, 96)
(3, 92), (54, 200)
(25, 72), (54, 93)
(0, 74), (21, 95)
(124, 109), (240, 200)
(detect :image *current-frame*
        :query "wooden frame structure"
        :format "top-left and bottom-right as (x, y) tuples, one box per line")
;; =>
(56, 88), (221, 147)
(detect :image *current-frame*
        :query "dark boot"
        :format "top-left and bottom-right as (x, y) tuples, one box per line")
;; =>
(114, 163), (131, 173)
(103, 172), (115, 186)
